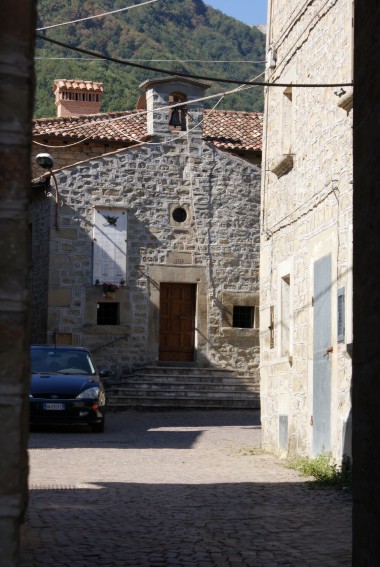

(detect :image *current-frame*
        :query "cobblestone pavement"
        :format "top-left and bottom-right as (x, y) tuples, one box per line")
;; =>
(20, 410), (351, 567)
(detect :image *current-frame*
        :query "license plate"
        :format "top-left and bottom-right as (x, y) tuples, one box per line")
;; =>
(43, 403), (65, 411)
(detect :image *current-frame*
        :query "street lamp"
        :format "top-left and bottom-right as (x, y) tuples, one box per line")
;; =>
(35, 153), (60, 230)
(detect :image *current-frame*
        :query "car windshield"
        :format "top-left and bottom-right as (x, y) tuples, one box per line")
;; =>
(31, 348), (96, 375)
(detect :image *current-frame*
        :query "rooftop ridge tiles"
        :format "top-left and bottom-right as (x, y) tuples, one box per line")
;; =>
(53, 79), (103, 92)
(32, 109), (263, 151)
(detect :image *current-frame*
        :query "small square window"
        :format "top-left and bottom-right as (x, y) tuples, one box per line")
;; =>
(97, 303), (120, 325)
(233, 306), (254, 329)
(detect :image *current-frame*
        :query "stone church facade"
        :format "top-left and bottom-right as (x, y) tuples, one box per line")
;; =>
(260, 0), (353, 461)
(31, 77), (262, 384)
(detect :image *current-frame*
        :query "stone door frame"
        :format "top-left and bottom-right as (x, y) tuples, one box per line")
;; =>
(148, 265), (208, 364)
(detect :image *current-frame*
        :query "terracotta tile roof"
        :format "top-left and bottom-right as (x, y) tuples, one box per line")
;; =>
(33, 111), (148, 144)
(53, 79), (103, 93)
(33, 109), (263, 152)
(204, 110), (263, 152)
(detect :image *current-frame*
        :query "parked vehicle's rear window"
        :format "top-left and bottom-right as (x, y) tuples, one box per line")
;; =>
(31, 348), (96, 375)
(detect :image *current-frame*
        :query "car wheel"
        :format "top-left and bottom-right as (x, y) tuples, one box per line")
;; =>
(91, 419), (105, 433)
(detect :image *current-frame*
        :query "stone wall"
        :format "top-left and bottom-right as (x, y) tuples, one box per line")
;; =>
(29, 191), (50, 343)
(42, 135), (261, 380)
(260, 0), (353, 461)
(31, 140), (127, 180)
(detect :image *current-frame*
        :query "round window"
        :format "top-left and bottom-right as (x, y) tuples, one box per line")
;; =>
(172, 207), (187, 223)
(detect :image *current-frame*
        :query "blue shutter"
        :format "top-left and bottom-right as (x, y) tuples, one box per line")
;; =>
(337, 287), (345, 343)
(279, 415), (288, 450)
(313, 254), (332, 454)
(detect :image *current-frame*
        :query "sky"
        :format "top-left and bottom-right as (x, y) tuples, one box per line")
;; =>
(204, 1), (268, 26)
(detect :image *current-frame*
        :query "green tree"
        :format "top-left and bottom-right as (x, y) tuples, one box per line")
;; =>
(35, 0), (266, 117)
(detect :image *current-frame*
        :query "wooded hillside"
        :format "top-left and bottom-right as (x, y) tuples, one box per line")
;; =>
(35, 0), (266, 117)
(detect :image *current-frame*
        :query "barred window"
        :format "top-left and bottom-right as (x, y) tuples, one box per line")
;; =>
(97, 303), (120, 325)
(233, 306), (254, 329)
(337, 287), (345, 343)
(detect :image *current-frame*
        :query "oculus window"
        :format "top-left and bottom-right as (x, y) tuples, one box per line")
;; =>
(172, 207), (187, 223)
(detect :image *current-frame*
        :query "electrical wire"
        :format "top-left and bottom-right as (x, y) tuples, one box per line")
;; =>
(32, 70), (265, 149)
(272, 0), (318, 48)
(264, 184), (341, 240)
(33, 43), (267, 146)
(261, 0), (351, 237)
(33, 132), (110, 149)
(35, 33), (354, 88)
(36, 0), (159, 31)
(32, 89), (244, 149)
(35, 56), (266, 64)
(269, 0), (340, 80)
(35, 57), (108, 61)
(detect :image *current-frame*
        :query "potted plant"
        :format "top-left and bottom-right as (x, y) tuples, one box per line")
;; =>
(102, 282), (120, 299)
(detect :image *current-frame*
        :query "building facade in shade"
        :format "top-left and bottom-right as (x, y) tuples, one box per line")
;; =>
(0, 2), (35, 563)
(30, 77), (263, 388)
(260, 0), (354, 461)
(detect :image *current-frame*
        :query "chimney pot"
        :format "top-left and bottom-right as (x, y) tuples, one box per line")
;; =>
(53, 79), (103, 118)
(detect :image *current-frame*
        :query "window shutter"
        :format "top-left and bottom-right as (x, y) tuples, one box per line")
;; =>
(337, 287), (345, 343)
(93, 208), (127, 284)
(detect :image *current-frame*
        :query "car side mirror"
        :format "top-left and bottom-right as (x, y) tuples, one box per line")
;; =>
(100, 369), (114, 378)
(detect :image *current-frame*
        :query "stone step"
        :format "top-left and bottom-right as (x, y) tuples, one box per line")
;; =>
(107, 365), (260, 410)
(111, 382), (258, 393)
(115, 375), (257, 387)
(120, 365), (239, 377)
(109, 388), (259, 399)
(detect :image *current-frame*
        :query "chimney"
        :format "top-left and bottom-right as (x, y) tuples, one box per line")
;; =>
(53, 79), (103, 118)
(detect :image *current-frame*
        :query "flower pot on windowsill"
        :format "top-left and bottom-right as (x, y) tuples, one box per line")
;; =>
(101, 282), (120, 298)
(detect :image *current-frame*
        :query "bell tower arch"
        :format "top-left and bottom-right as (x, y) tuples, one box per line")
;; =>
(139, 76), (210, 138)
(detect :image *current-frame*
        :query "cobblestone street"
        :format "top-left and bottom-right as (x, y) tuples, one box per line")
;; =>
(20, 411), (351, 566)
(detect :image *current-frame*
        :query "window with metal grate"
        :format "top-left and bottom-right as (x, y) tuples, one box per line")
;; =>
(337, 287), (345, 343)
(233, 306), (254, 329)
(97, 302), (120, 325)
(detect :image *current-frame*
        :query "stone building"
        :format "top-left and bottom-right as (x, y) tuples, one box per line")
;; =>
(260, 0), (353, 461)
(31, 77), (263, 397)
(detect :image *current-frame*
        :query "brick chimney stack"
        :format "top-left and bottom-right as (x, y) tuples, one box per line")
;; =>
(53, 79), (103, 117)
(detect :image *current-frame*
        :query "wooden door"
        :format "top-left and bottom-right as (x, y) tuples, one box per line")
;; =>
(159, 283), (196, 362)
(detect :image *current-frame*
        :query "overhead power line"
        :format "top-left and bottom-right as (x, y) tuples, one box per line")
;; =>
(33, 93), (228, 150)
(36, 0), (159, 31)
(32, 68), (266, 149)
(35, 34), (354, 88)
(35, 56), (266, 64)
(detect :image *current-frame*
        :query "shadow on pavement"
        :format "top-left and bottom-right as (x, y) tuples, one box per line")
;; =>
(28, 409), (261, 450)
(20, 479), (352, 567)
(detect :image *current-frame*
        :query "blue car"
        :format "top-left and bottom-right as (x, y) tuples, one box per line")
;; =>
(30, 345), (110, 432)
